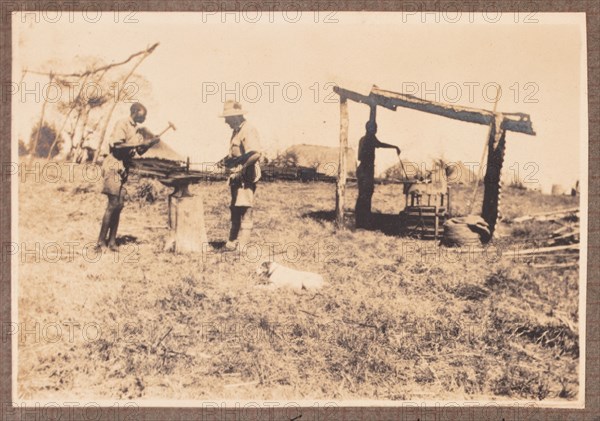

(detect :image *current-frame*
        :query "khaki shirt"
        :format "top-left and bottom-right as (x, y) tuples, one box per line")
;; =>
(109, 117), (142, 148)
(101, 116), (139, 192)
(229, 121), (261, 158)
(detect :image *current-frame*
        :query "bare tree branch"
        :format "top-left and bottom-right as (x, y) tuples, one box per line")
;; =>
(22, 43), (159, 78)
(93, 45), (159, 163)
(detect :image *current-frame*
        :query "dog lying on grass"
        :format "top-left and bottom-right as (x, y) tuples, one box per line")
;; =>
(256, 261), (325, 290)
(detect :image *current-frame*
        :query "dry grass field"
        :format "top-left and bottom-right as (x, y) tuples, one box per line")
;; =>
(17, 161), (580, 402)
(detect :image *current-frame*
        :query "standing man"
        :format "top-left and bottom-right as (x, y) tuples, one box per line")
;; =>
(355, 120), (401, 229)
(217, 100), (262, 251)
(96, 102), (159, 250)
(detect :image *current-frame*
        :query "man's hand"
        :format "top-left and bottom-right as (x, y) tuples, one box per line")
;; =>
(228, 166), (243, 185)
(148, 137), (160, 148)
(221, 156), (243, 169)
(136, 144), (149, 155)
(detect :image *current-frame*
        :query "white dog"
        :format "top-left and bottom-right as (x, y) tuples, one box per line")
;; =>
(257, 261), (325, 291)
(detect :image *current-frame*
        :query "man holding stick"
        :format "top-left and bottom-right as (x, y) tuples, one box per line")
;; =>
(355, 120), (401, 229)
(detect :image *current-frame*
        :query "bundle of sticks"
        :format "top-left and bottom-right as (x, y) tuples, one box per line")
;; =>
(510, 207), (580, 246)
(511, 207), (579, 224)
(510, 207), (580, 268)
(549, 224), (580, 246)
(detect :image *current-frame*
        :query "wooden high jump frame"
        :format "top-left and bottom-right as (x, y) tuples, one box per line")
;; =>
(332, 85), (536, 238)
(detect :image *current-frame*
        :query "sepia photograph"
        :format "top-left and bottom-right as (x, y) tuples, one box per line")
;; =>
(7, 6), (589, 413)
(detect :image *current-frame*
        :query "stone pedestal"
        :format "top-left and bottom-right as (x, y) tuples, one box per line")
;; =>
(165, 193), (208, 253)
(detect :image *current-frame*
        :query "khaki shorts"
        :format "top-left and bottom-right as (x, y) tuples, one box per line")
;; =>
(101, 155), (127, 197)
(230, 183), (257, 207)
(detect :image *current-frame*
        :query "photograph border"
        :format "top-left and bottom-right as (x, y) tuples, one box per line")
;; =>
(1, 1), (598, 420)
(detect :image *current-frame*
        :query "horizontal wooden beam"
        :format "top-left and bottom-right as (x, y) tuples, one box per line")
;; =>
(333, 86), (396, 111)
(332, 85), (535, 136)
(372, 87), (535, 135)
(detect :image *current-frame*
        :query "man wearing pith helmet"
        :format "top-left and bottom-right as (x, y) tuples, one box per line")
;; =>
(217, 100), (263, 251)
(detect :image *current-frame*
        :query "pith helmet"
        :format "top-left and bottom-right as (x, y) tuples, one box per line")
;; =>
(219, 100), (247, 117)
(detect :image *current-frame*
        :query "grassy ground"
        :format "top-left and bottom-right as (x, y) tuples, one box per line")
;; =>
(17, 162), (580, 402)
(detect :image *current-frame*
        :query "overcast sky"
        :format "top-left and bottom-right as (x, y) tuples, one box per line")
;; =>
(13, 12), (587, 192)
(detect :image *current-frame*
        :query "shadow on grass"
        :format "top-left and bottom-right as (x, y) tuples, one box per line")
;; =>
(304, 210), (402, 236)
(209, 240), (227, 250)
(116, 235), (139, 246)
(305, 210), (336, 223)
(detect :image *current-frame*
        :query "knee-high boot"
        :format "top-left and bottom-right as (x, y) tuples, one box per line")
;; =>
(229, 206), (242, 242)
(237, 207), (254, 248)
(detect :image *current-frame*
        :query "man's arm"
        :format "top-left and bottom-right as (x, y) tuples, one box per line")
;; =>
(136, 137), (160, 156)
(219, 123), (263, 171)
(109, 120), (129, 149)
(375, 138), (401, 155)
(226, 151), (261, 168)
(238, 123), (262, 168)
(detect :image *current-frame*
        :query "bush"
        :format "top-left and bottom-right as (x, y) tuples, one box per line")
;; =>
(131, 180), (159, 204)
(29, 122), (63, 158)
(271, 150), (299, 167)
(383, 161), (418, 180)
(18, 139), (28, 156)
(129, 179), (168, 205)
(508, 180), (527, 190)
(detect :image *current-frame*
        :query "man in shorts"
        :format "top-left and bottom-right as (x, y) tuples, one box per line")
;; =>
(96, 102), (157, 250)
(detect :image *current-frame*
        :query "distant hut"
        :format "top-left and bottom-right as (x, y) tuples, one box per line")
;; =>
(137, 140), (183, 162)
(283, 144), (356, 175)
(551, 184), (566, 196)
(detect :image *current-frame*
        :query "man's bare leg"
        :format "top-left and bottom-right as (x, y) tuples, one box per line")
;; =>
(107, 195), (124, 250)
(107, 209), (122, 250)
(98, 195), (116, 247)
(225, 206), (241, 250)
(97, 195), (121, 249)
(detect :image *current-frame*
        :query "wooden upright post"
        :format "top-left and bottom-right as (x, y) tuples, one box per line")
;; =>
(335, 97), (349, 227)
(29, 73), (53, 163)
(481, 117), (507, 237)
(48, 74), (89, 159)
(369, 104), (377, 123)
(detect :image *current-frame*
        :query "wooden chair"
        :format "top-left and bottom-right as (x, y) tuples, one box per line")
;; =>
(400, 185), (451, 240)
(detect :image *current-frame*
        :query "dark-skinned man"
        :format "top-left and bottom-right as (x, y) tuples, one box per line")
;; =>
(355, 120), (401, 229)
(96, 102), (159, 251)
(217, 100), (262, 251)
